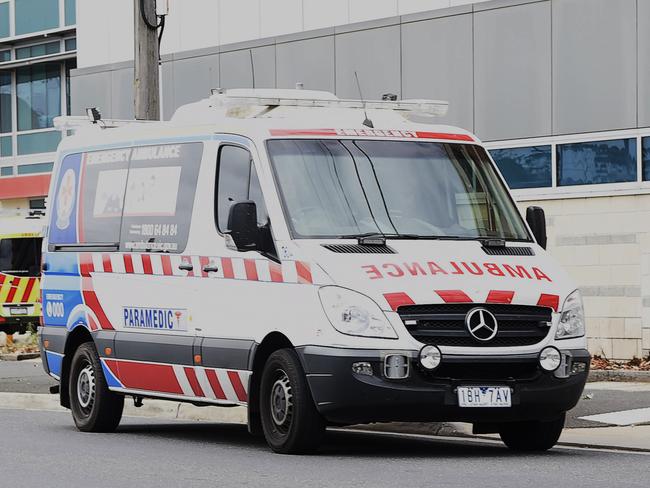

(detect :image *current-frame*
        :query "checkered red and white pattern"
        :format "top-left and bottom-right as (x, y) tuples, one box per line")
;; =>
(102, 358), (250, 404)
(79, 252), (314, 284)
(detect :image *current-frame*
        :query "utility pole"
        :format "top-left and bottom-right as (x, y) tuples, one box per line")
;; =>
(134, 0), (160, 120)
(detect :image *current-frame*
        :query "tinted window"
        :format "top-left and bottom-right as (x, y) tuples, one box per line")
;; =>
(643, 137), (650, 181)
(216, 145), (268, 232)
(0, 72), (10, 133)
(17, 63), (61, 131)
(15, 0), (59, 35)
(490, 146), (552, 189)
(0, 238), (42, 276)
(557, 139), (637, 186)
(120, 143), (203, 253)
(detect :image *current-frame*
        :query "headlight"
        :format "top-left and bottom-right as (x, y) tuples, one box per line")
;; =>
(318, 286), (398, 339)
(555, 289), (585, 340)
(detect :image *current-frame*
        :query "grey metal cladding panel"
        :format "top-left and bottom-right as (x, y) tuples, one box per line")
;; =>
(70, 71), (112, 118)
(201, 338), (254, 370)
(40, 326), (68, 354)
(553, 0), (637, 134)
(161, 62), (175, 120)
(171, 54), (220, 117)
(474, 1), (551, 141)
(110, 67), (134, 120)
(220, 45), (276, 90)
(335, 25), (401, 100)
(114, 331), (195, 365)
(276, 36), (335, 92)
(639, 0), (650, 127)
(401, 15), (473, 131)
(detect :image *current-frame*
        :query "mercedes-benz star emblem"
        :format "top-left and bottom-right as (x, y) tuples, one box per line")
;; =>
(465, 308), (499, 342)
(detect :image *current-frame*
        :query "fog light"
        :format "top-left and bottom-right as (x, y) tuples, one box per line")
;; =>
(384, 354), (409, 379)
(352, 362), (373, 376)
(539, 346), (562, 372)
(570, 361), (587, 375)
(419, 345), (442, 370)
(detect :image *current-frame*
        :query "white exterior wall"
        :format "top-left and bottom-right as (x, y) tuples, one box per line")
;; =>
(76, 0), (487, 68)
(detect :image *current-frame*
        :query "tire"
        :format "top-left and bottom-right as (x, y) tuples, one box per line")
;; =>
(259, 348), (326, 454)
(499, 413), (566, 452)
(69, 342), (124, 432)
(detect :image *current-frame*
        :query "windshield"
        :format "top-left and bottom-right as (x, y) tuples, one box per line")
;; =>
(0, 238), (42, 276)
(267, 139), (530, 240)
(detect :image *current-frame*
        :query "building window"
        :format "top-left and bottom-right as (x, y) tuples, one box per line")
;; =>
(0, 2), (9, 39)
(489, 146), (552, 190)
(64, 38), (76, 51)
(15, 0), (60, 35)
(0, 50), (10, 62)
(17, 131), (60, 155)
(643, 137), (650, 181)
(16, 41), (60, 60)
(29, 198), (46, 209)
(0, 165), (11, 176)
(17, 63), (61, 131)
(17, 161), (54, 174)
(0, 72), (11, 133)
(557, 138), (637, 186)
(65, 0), (76, 26)
(0, 135), (11, 156)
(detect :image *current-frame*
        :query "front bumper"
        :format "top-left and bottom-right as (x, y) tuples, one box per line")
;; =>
(297, 346), (590, 425)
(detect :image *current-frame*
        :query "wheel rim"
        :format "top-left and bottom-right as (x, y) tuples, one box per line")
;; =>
(269, 370), (293, 434)
(76, 361), (96, 414)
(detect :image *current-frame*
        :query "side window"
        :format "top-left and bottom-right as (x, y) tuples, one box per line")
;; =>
(216, 145), (268, 232)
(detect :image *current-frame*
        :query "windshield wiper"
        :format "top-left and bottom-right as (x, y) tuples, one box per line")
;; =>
(337, 232), (423, 245)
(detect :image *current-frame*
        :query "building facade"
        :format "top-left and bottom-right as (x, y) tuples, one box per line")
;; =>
(70, 0), (650, 359)
(0, 0), (76, 217)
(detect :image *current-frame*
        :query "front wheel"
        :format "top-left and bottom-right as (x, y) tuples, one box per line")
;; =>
(69, 342), (124, 432)
(499, 413), (566, 452)
(259, 349), (325, 454)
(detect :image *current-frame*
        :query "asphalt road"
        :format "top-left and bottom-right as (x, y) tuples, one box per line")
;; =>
(1, 408), (648, 488)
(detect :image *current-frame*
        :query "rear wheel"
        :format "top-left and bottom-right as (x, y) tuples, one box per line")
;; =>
(259, 349), (325, 454)
(69, 342), (124, 432)
(499, 413), (565, 452)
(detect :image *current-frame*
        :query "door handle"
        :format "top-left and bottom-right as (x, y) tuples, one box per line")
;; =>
(202, 265), (220, 273)
(178, 262), (194, 271)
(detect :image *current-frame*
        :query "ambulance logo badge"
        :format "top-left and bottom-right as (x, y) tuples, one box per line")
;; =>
(56, 168), (76, 230)
(465, 308), (498, 342)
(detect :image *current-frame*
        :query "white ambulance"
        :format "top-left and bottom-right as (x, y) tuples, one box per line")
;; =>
(40, 89), (589, 454)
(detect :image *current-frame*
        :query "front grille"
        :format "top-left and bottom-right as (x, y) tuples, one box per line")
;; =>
(481, 246), (534, 256)
(398, 303), (552, 348)
(321, 244), (396, 254)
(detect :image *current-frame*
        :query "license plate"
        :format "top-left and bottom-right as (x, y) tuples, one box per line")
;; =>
(458, 386), (512, 408)
(10, 307), (28, 316)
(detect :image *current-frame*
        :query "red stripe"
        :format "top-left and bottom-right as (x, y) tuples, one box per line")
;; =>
(296, 261), (313, 284)
(101, 254), (113, 273)
(87, 314), (99, 331)
(20, 278), (36, 303)
(436, 290), (473, 303)
(82, 277), (113, 330)
(486, 290), (515, 304)
(205, 369), (227, 400)
(109, 360), (183, 394)
(5, 280), (18, 302)
(415, 131), (473, 141)
(0, 274), (5, 286)
(161, 255), (173, 276)
(227, 371), (248, 402)
(537, 293), (560, 312)
(221, 257), (234, 279)
(383, 292), (415, 311)
(141, 254), (153, 275)
(79, 253), (94, 277)
(123, 254), (134, 274)
(269, 262), (283, 283)
(199, 256), (210, 278)
(184, 367), (205, 397)
(244, 259), (259, 281)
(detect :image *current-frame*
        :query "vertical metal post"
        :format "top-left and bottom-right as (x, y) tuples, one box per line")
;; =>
(134, 0), (160, 120)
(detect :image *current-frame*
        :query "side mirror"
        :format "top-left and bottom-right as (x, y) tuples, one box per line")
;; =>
(526, 206), (547, 249)
(226, 201), (259, 252)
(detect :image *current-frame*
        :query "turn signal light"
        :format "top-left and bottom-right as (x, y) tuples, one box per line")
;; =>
(43, 340), (50, 349)
(194, 354), (202, 365)
(104, 347), (112, 356)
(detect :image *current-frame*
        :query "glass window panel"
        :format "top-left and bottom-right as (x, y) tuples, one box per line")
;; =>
(15, 0), (59, 35)
(15, 47), (31, 59)
(65, 0), (76, 25)
(490, 146), (552, 190)
(557, 139), (637, 186)
(17, 131), (60, 155)
(643, 137), (650, 181)
(0, 72), (11, 133)
(0, 2), (9, 38)
(0, 166), (12, 176)
(17, 63), (61, 131)
(45, 41), (60, 54)
(65, 38), (76, 51)
(30, 44), (46, 57)
(216, 145), (251, 232)
(17, 161), (54, 174)
(0, 50), (10, 62)
(29, 197), (46, 209)
(0, 135), (11, 156)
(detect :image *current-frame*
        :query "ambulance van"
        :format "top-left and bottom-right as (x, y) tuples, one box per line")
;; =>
(40, 89), (589, 454)
(0, 215), (43, 333)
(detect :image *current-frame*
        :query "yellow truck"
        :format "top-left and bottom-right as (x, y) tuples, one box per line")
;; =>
(0, 215), (43, 334)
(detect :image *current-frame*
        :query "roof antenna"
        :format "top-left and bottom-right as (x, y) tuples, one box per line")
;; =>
(249, 49), (256, 89)
(354, 71), (373, 128)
